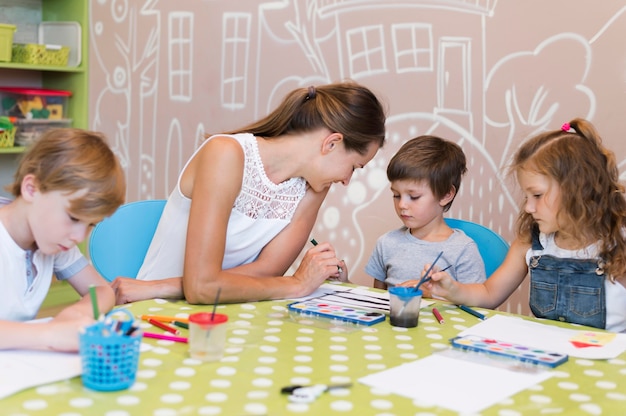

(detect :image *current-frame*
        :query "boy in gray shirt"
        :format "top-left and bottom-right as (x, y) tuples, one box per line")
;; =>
(366, 135), (486, 290)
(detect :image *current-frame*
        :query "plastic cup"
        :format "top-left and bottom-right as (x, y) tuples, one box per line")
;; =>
(188, 312), (229, 361)
(388, 287), (422, 328)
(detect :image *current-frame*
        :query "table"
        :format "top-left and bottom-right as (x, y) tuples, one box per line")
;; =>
(4, 287), (626, 415)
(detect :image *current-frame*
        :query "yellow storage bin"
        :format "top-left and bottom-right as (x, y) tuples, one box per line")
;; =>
(0, 117), (16, 148)
(11, 43), (70, 66)
(0, 23), (16, 62)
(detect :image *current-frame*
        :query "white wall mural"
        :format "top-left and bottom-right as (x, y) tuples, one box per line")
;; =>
(90, 0), (626, 315)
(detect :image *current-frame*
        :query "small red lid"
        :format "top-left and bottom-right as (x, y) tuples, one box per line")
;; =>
(0, 87), (72, 97)
(189, 312), (228, 325)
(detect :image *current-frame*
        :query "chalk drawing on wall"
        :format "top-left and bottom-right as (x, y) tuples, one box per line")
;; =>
(89, 0), (626, 314)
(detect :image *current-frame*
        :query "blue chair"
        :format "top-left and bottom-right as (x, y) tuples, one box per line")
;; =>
(444, 218), (509, 277)
(89, 199), (167, 282)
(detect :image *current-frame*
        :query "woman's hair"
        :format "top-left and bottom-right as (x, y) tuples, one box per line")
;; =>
(387, 135), (467, 212)
(511, 118), (626, 280)
(10, 128), (126, 220)
(223, 81), (387, 155)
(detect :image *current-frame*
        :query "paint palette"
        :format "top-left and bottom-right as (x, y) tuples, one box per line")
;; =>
(287, 300), (386, 326)
(450, 334), (569, 368)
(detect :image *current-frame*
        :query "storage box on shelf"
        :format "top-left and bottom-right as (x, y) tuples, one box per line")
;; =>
(0, 117), (16, 148)
(11, 43), (70, 66)
(0, 24), (16, 62)
(0, 87), (72, 146)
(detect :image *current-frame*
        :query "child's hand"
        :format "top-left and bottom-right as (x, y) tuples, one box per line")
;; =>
(43, 314), (95, 352)
(327, 259), (349, 282)
(396, 279), (420, 288)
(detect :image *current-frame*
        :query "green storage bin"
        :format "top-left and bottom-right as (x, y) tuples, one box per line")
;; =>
(12, 43), (70, 66)
(0, 24), (16, 62)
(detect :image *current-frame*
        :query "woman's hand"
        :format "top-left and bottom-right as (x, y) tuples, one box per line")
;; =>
(111, 277), (184, 304)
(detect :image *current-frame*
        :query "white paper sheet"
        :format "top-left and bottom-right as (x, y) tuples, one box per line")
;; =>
(0, 350), (81, 399)
(290, 283), (433, 313)
(459, 314), (626, 359)
(359, 353), (553, 414)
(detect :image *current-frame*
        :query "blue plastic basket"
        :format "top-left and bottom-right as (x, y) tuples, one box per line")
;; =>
(79, 310), (142, 391)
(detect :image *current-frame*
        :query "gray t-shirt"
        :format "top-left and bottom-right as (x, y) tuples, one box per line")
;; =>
(365, 226), (486, 287)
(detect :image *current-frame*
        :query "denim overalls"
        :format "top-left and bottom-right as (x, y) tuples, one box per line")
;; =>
(528, 226), (606, 329)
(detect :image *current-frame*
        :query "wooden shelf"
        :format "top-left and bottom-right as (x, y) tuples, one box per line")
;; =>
(0, 146), (27, 154)
(0, 62), (85, 72)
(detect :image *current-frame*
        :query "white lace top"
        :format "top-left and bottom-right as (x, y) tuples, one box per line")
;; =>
(137, 133), (307, 281)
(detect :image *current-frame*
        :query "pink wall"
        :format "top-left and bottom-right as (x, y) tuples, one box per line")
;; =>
(89, 0), (626, 315)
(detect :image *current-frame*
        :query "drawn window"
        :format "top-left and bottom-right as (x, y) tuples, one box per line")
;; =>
(168, 12), (193, 102)
(346, 25), (387, 79)
(222, 13), (251, 110)
(392, 23), (433, 73)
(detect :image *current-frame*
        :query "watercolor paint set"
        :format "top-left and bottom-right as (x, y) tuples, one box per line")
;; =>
(450, 334), (569, 368)
(287, 300), (386, 326)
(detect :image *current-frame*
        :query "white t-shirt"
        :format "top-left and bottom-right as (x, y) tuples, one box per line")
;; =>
(526, 232), (626, 333)
(137, 133), (307, 281)
(0, 207), (87, 321)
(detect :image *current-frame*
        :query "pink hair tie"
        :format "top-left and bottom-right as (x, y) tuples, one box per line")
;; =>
(561, 122), (571, 132)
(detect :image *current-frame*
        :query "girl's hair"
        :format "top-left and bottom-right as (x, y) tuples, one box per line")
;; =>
(387, 135), (467, 212)
(222, 81), (386, 154)
(10, 128), (126, 220)
(511, 118), (626, 280)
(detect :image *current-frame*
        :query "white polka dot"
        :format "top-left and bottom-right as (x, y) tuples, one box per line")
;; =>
(244, 403), (267, 414)
(294, 355), (312, 362)
(238, 313), (255, 319)
(68, 397), (94, 409)
(169, 381), (191, 390)
(329, 364), (349, 372)
(296, 336), (313, 342)
(331, 345), (349, 353)
(234, 320), (252, 327)
(557, 382), (579, 390)
(182, 358), (202, 366)
(129, 382), (147, 391)
(290, 377), (311, 385)
(265, 328), (281, 335)
(423, 326), (441, 332)
(136, 369), (157, 379)
(151, 346), (172, 354)
(197, 406), (221, 415)
(254, 366), (274, 375)
(396, 344), (414, 350)
(529, 395), (551, 404)
(551, 370), (570, 379)
(259, 345), (278, 353)
(296, 345), (314, 352)
(143, 358), (163, 367)
(117, 395), (140, 405)
(286, 402), (311, 412)
(160, 394), (183, 404)
(370, 399), (393, 410)
(391, 327), (409, 332)
(330, 336), (348, 343)
(252, 378), (273, 387)
(23, 399), (48, 410)
(527, 384), (544, 391)
(583, 369), (603, 377)
(429, 342), (448, 350)
(607, 392), (626, 400)
(329, 400), (353, 411)
(210, 379), (231, 388)
(569, 393), (591, 402)
(364, 344), (382, 351)
(330, 388), (351, 397)
(293, 366), (313, 374)
(228, 337), (246, 345)
(399, 353), (419, 360)
(267, 320), (284, 326)
(216, 366), (236, 376)
(224, 349), (242, 357)
(362, 335), (379, 341)
(174, 367), (196, 377)
(330, 354), (349, 362)
(394, 335), (411, 341)
(104, 411), (131, 416)
(241, 304), (257, 310)
(298, 328), (315, 334)
(596, 381), (616, 389)
(425, 333), (444, 340)
(579, 403), (602, 415)
(35, 385), (61, 395)
(153, 409), (178, 416)
(258, 356), (277, 364)
(205, 392), (228, 402)
(330, 375), (351, 384)
(263, 336), (281, 343)
(574, 359), (595, 367)
(497, 410), (521, 416)
(367, 363), (387, 371)
(607, 358), (626, 365)
(247, 390), (269, 399)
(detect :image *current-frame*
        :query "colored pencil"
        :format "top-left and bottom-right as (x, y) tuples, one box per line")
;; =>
(143, 331), (188, 343)
(147, 318), (180, 335)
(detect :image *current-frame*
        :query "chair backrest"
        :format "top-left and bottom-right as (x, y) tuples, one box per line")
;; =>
(444, 218), (509, 278)
(89, 199), (167, 282)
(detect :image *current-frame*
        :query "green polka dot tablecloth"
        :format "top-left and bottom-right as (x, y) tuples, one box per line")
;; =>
(3, 289), (626, 415)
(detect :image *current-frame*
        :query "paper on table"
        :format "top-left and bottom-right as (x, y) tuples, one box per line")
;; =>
(359, 352), (553, 414)
(0, 349), (81, 399)
(289, 283), (434, 313)
(459, 315), (626, 359)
